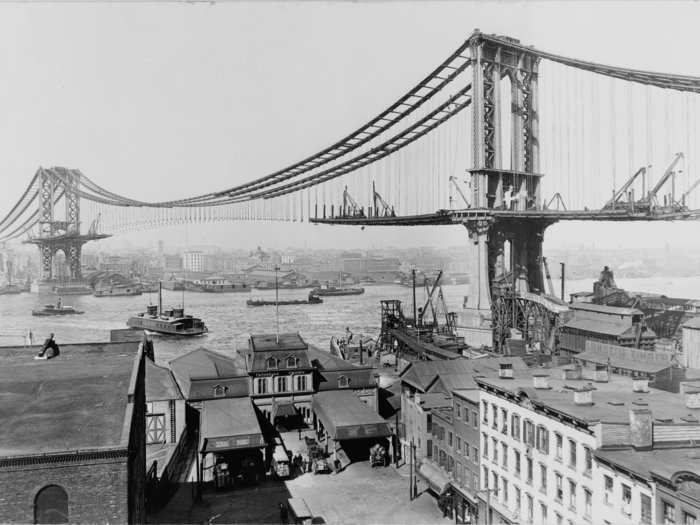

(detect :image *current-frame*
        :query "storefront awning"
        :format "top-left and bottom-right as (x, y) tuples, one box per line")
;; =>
(418, 461), (450, 495)
(201, 398), (265, 453)
(312, 390), (391, 441)
(273, 401), (298, 419)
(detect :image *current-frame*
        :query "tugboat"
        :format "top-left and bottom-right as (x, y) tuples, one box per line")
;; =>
(246, 291), (322, 307)
(32, 303), (84, 316)
(311, 272), (364, 296)
(126, 282), (207, 336)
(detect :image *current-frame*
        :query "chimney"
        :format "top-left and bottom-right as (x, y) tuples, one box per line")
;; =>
(684, 386), (700, 409)
(593, 364), (609, 383)
(629, 408), (653, 450)
(499, 362), (514, 379)
(633, 379), (650, 393)
(562, 364), (582, 380)
(533, 374), (550, 390)
(415, 392), (422, 405)
(573, 386), (594, 406)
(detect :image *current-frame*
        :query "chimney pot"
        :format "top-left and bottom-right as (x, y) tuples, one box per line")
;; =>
(533, 374), (550, 390)
(573, 387), (594, 406)
(684, 387), (700, 409)
(499, 362), (514, 379)
(633, 379), (650, 393)
(629, 408), (653, 450)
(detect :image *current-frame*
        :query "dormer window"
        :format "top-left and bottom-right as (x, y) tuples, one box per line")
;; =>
(338, 375), (350, 388)
(286, 356), (297, 368)
(213, 384), (229, 397)
(267, 357), (278, 369)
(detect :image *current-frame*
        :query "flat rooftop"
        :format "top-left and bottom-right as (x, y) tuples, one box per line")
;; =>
(477, 367), (700, 425)
(596, 447), (700, 482)
(249, 333), (308, 352)
(0, 341), (139, 457)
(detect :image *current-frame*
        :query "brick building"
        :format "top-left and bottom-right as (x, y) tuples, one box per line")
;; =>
(0, 341), (146, 524)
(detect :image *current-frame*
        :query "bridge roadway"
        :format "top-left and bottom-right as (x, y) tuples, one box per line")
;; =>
(309, 208), (700, 226)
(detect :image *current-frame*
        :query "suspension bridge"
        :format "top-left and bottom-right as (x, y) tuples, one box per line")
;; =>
(4, 29), (700, 351)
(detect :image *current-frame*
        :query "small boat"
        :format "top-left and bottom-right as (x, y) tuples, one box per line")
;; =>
(246, 292), (323, 307)
(32, 304), (84, 316)
(94, 284), (143, 297)
(126, 283), (207, 336)
(0, 283), (23, 295)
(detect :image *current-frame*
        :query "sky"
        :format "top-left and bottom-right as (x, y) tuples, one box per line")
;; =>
(2, 1), (700, 252)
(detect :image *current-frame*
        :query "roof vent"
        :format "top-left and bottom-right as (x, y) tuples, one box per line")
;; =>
(632, 399), (649, 407)
(607, 400), (625, 407)
(633, 379), (650, 393)
(533, 374), (550, 390)
(681, 415), (700, 423)
(499, 362), (514, 379)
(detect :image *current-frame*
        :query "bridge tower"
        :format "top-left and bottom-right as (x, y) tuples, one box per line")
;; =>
(25, 168), (108, 282)
(463, 31), (554, 348)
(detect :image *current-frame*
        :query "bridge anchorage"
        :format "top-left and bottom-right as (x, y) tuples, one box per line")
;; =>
(23, 168), (109, 286)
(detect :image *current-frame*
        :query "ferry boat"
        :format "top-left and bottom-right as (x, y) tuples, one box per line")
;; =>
(246, 292), (323, 307)
(32, 304), (84, 316)
(126, 283), (207, 336)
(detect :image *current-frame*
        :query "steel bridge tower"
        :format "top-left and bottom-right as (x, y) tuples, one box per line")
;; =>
(24, 168), (108, 282)
(464, 31), (553, 346)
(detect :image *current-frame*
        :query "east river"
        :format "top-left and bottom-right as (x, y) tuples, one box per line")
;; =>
(2, 277), (700, 366)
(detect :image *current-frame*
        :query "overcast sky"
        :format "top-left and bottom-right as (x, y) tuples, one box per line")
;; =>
(2, 1), (700, 252)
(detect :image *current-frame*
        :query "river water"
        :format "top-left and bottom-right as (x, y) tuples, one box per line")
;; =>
(2, 276), (700, 366)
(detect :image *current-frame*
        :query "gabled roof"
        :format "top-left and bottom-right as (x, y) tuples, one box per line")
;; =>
(170, 348), (245, 380)
(146, 358), (183, 402)
(307, 346), (376, 391)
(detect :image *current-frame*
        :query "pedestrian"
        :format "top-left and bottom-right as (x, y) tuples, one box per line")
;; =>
(279, 502), (288, 524)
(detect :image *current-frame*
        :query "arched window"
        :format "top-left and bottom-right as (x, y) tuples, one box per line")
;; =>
(286, 356), (297, 368)
(267, 357), (277, 369)
(35, 485), (68, 524)
(338, 376), (350, 388)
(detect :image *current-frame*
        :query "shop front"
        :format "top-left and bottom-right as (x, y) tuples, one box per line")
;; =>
(450, 483), (480, 524)
(199, 398), (267, 489)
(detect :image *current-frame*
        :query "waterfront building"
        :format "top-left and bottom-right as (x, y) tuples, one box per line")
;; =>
(559, 302), (656, 356)
(183, 251), (204, 273)
(0, 341), (146, 524)
(682, 317), (700, 369)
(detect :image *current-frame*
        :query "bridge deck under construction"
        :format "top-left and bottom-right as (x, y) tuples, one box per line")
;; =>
(390, 329), (463, 360)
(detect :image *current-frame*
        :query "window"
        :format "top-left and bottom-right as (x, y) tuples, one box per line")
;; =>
(483, 466), (489, 490)
(663, 501), (675, 524)
(584, 488), (592, 518)
(482, 401), (489, 424)
(540, 464), (547, 494)
(266, 357), (277, 369)
(524, 419), (535, 447)
(433, 445), (438, 459)
(555, 432), (563, 460)
(456, 436), (461, 452)
(583, 446), (592, 475)
(511, 414), (521, 440)
(295, 375), (308, 391)
(622, 484), (632, 515)
(213, 384), (228, 397)
(526, 494), (533, 523)
(641, 494), (652, 524)
(491, 404), (498, 429)
(492, 472), (499, 496)
(465, 443), (470, 458)
(568, 480), (576, 510)
(255, 377), (268, 394)
(472, 410), (478, 428)
(146, 414), (166, 445)
(482, 433), (488, 458)
(427, 414), (433, 433)
(501, 443), (508, 469)
(526, 457), (533, 484)
(456, 403), (461, 419)
(276, 376), (287, 392)
(684, 512), (697, 525)
(492, 437), (498, 462)
(515, 486), (521, 517)
(536, 425), (550, 454)
(501, 408), (508, 434)
(540, 503), (548, 524)
(555, 472), (563, 502)
(502, 477), (509, 504)
(514, 450), (521, 476)
(35, 485), (69, 524)
(448, 431), (453, 447)
(286, 356), (297, 368)
(338, 375), (350, 388)
(472, 446), (478, 462)
(568, 439), (577, 469)
(604, 475), (613, 505)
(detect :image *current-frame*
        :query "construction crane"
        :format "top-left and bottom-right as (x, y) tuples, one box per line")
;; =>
(644, 152), (684, 209)
(342, 186), (361, 217)
(541, 257), (556, 297)
(372, 182), (395, 217)
(449, 176), (470, 208)
(604, 166), (646, 209)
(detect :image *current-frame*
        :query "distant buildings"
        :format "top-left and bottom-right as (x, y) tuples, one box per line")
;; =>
(0, 341), (146, 524)
(182, 251), (204, 273)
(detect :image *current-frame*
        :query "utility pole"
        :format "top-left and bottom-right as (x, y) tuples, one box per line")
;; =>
(275, 266), (280, 344)
(560, 262), (566, 302)
(409, 438), (414, 501)
(412, 268), (417, 325)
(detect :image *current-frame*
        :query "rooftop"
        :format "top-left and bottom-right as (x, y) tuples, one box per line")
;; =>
(249, 333), (308, 352)
(570, 302), (643, 316)
(477, 367), (700, 425)
(0, 342), (140, 457)
(576, 341), (676, 374)
(146, 358), (182, 402)
(596, 447), (700, 483)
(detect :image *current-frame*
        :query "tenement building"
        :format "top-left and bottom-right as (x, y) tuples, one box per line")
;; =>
(475, 363), (700, 525)
(0, 342), (146, 524)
